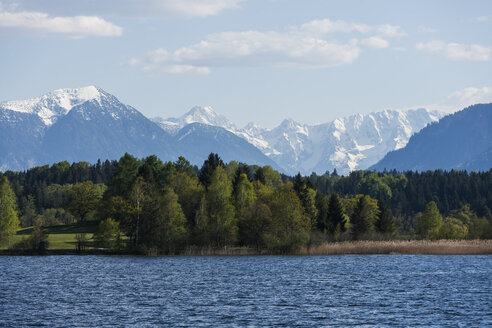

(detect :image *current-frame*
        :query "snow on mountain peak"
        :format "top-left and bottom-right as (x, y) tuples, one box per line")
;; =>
(0, 86), (105, 125)
(151, 105), (445, 175)
(182, 106), (220, 125)
(153, 106), (237, 135)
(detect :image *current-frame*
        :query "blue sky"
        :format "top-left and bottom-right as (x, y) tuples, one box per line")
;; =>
(1, 0), (491, 127)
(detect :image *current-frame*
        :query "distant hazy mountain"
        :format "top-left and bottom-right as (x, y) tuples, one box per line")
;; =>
(153, 106), (237, 135)
(155, 106), (444, 175)
(0, 86), (451, 174)
(174, 123), (282, 171)
(0, 87), (278, 171)
(41, 88), (177, 165)
(371, 104), (492, 172)
(0, 86), (177, 170)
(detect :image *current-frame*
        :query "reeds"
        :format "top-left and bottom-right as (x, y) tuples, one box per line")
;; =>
(180, 240), (492, 256)
(295, 239), (492, 255)
(181, 246), (258, 256)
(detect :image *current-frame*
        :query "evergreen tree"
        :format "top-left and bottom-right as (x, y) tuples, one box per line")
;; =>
(107, 153), (140, 198)
(350, 195), (374, 239)
(0, 176), (20, 246)
(174, 156), (196, 177)
(315, 193), (329, 232)
(375, 201), (396, 235)
(253, 167), (266, 185)
(327, 192), (346, 234)
(21, 195), (37, 227)
(292, 173), (318, 228)
(199, 153), (224, 189)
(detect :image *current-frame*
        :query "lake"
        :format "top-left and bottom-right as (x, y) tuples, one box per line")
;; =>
(0, 255), (490, 327)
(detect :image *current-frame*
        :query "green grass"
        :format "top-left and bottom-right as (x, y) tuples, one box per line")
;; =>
(10, 221), (99, 250)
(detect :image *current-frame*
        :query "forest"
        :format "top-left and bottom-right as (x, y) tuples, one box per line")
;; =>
(0, 153), (491, 254)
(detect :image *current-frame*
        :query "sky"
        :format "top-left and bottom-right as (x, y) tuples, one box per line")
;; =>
(1, 0), (491, 128)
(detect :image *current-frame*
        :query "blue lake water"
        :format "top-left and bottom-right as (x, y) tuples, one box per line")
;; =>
(0, 255), (491, 327)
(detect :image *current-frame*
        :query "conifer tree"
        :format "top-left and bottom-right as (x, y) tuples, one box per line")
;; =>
(199, 153), (224, 189)
(350, 195), (373, 239)
(375, 201), (396, 235)
(327, 192), (346, 234)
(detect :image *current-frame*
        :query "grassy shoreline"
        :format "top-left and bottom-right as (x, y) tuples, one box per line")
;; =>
(1, 240), (491, 256)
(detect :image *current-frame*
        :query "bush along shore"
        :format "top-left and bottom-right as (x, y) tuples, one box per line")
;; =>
(1, 153), (491, 256)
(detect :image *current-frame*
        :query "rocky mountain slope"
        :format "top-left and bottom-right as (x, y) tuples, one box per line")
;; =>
(371, 104), (492, 172)
(155, 106), (444, 175)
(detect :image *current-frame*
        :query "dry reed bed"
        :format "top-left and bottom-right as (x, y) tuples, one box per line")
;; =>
(297, 240), (492, 255)
(180, 240), (492, 256)
(182, 246), (258, 256)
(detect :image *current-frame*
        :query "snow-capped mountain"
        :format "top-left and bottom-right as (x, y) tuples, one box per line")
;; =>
(153, 106), (237, 135)
(258, 108), (444, 175)
(1, 86), (446, 174)
(154, 106), (445, 175)
(0, 86), (178, 170)
(0, 87), (278, 171)
(175, 123), (283, 172)
(0, 86), (104, 126)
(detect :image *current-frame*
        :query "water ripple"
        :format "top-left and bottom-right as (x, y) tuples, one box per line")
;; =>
(0, 255), (491, 327)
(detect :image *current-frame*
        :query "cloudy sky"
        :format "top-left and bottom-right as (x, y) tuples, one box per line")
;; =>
(1, 0), (491, 127)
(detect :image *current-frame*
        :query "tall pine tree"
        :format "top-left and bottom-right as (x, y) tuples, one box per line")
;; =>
(327, 192), (346, 234)
(350, 195), (373, 240)
(375, 201), (396, 235)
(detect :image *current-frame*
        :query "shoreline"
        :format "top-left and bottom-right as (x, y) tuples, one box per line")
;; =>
(1, 240), (491, 256)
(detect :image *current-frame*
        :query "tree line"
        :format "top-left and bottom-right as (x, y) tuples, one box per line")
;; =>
(0, 153), (491, 253)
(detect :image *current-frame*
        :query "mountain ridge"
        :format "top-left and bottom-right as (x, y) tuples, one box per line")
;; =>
(370, 104), (492, 172)
(0, 86), (278, 171)
(1, 86), (454, 174)
(154, 105), (445, 175)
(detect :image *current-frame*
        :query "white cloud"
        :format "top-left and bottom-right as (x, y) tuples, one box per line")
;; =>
(296, 19), (406, 37)
(416, 40), (492, 61)
(0, 6), (122, 37)
(5, 0), (245, 18)
(360, 36), (389, 49)
(403, 86), (492, 114)
(415, 86), (492, 113)
(156, 0), (245, 17)
(445, 86), (492, 108)
(135, 19), (402, 74)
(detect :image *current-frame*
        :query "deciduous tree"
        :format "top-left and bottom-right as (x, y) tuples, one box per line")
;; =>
(0, 176), (20, 246)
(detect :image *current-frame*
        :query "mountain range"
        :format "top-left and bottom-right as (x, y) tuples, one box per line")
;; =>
(153, 105), (444, 174)
(0, 86), (278, 172)
(0, 86), (463, 174)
